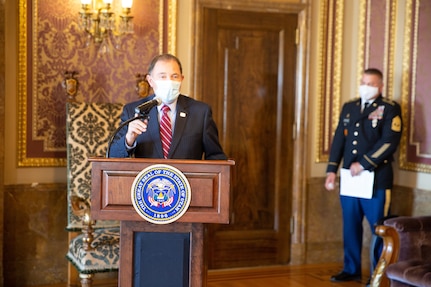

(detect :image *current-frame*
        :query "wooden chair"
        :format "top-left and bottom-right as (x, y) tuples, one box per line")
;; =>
(65, 101), (123, 287)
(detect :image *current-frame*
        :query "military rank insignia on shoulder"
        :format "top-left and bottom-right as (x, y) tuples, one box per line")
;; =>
(382, 98), (396, 106)
(347, 97), (360, 103)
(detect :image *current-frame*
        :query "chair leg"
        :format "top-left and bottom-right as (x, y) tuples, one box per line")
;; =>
(68, 232), (80, 287)
(79, 273), (94, 287)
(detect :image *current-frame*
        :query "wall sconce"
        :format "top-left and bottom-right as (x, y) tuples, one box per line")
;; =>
(79, 0), (134, 54)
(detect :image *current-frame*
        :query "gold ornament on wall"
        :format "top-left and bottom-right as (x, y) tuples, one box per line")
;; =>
(62, 71), (79, 102)
(135, 73), (153, 98)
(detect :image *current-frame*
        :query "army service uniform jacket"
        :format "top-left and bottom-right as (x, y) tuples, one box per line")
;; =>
(326, 95), (402, 190)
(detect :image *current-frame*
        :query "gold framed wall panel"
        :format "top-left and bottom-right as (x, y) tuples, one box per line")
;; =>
(18, 0), (177, 167)
(357, 0), (396, 99)
(399, 0), (431, 173)
(316, 0), (344, 162)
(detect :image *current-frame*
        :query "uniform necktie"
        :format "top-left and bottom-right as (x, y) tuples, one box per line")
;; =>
(160, 105), (172, 159)
(362, 102), (369, 112)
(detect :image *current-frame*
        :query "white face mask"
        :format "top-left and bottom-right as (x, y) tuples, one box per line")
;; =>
(154, 80), (181, 104)
(359, 85), (378, 102)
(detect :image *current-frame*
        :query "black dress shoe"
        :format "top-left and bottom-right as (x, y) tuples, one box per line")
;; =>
(330, 271), (361, 282)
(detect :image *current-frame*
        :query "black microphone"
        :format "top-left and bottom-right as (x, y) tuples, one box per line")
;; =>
(134, 98), (161, 115)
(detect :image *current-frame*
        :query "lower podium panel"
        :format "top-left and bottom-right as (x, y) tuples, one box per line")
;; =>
(120, 221), (206, 287)
(133, 232), (190, 287)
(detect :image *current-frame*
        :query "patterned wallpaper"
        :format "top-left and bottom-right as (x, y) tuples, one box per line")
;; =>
(18, 0), (176, 166)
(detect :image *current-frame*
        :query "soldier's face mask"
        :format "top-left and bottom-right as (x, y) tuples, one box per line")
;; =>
(359, 85), (378, 102)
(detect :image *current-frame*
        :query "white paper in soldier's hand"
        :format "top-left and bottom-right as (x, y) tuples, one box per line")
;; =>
(340, 168), (374, 199)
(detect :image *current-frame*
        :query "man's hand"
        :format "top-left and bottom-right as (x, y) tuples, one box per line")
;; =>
(325, 172), (336, 191)
(349, 162), (364, 176)
(125, 117), (149, 146)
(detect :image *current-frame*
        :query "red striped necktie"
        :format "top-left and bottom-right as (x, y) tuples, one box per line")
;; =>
(160, 105), (172, 158)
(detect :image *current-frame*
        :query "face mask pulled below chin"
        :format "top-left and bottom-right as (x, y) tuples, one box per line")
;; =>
(154, 80), (181, 104)
(359, 85), (378, 102)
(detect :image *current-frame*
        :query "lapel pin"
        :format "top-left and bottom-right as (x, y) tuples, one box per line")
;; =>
(180, 112), (187, 118)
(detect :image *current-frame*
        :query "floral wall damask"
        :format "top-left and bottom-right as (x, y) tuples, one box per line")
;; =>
(18, 0), (175, 166)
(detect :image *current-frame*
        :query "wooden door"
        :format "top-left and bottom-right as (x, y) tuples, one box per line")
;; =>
(201, 8), (298, 268)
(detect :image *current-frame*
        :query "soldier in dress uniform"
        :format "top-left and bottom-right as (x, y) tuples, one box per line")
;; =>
(324, 68), (402, 284)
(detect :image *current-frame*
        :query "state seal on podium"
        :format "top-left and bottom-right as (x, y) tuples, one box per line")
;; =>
(131, 164), (191, 224)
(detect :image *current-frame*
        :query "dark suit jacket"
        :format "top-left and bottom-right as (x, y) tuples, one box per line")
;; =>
(326, 95), (402, 190)
(109, 94), (227, 160)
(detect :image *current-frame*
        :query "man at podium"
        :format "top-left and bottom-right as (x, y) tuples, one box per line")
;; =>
(109, 53), (227, 160)
(106, 54), (229, 287)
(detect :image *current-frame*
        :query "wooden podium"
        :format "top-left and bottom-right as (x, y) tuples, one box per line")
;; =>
(90, 158), (234, 287)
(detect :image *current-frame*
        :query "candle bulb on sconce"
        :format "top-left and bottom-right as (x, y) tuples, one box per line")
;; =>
(122, 0), (133, 8)
(119, 0), (133, 34)
(78, 0), (134, 55)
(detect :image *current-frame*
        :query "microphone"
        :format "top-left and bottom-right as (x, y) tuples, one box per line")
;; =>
(106, 98), (161, 158)
(134, 98), (161, 115)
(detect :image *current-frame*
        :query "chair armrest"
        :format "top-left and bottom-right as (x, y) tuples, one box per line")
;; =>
(370, 225), (400, 287)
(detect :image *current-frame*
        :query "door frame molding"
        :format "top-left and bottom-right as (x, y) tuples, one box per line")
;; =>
(191, 0), (311, 264)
